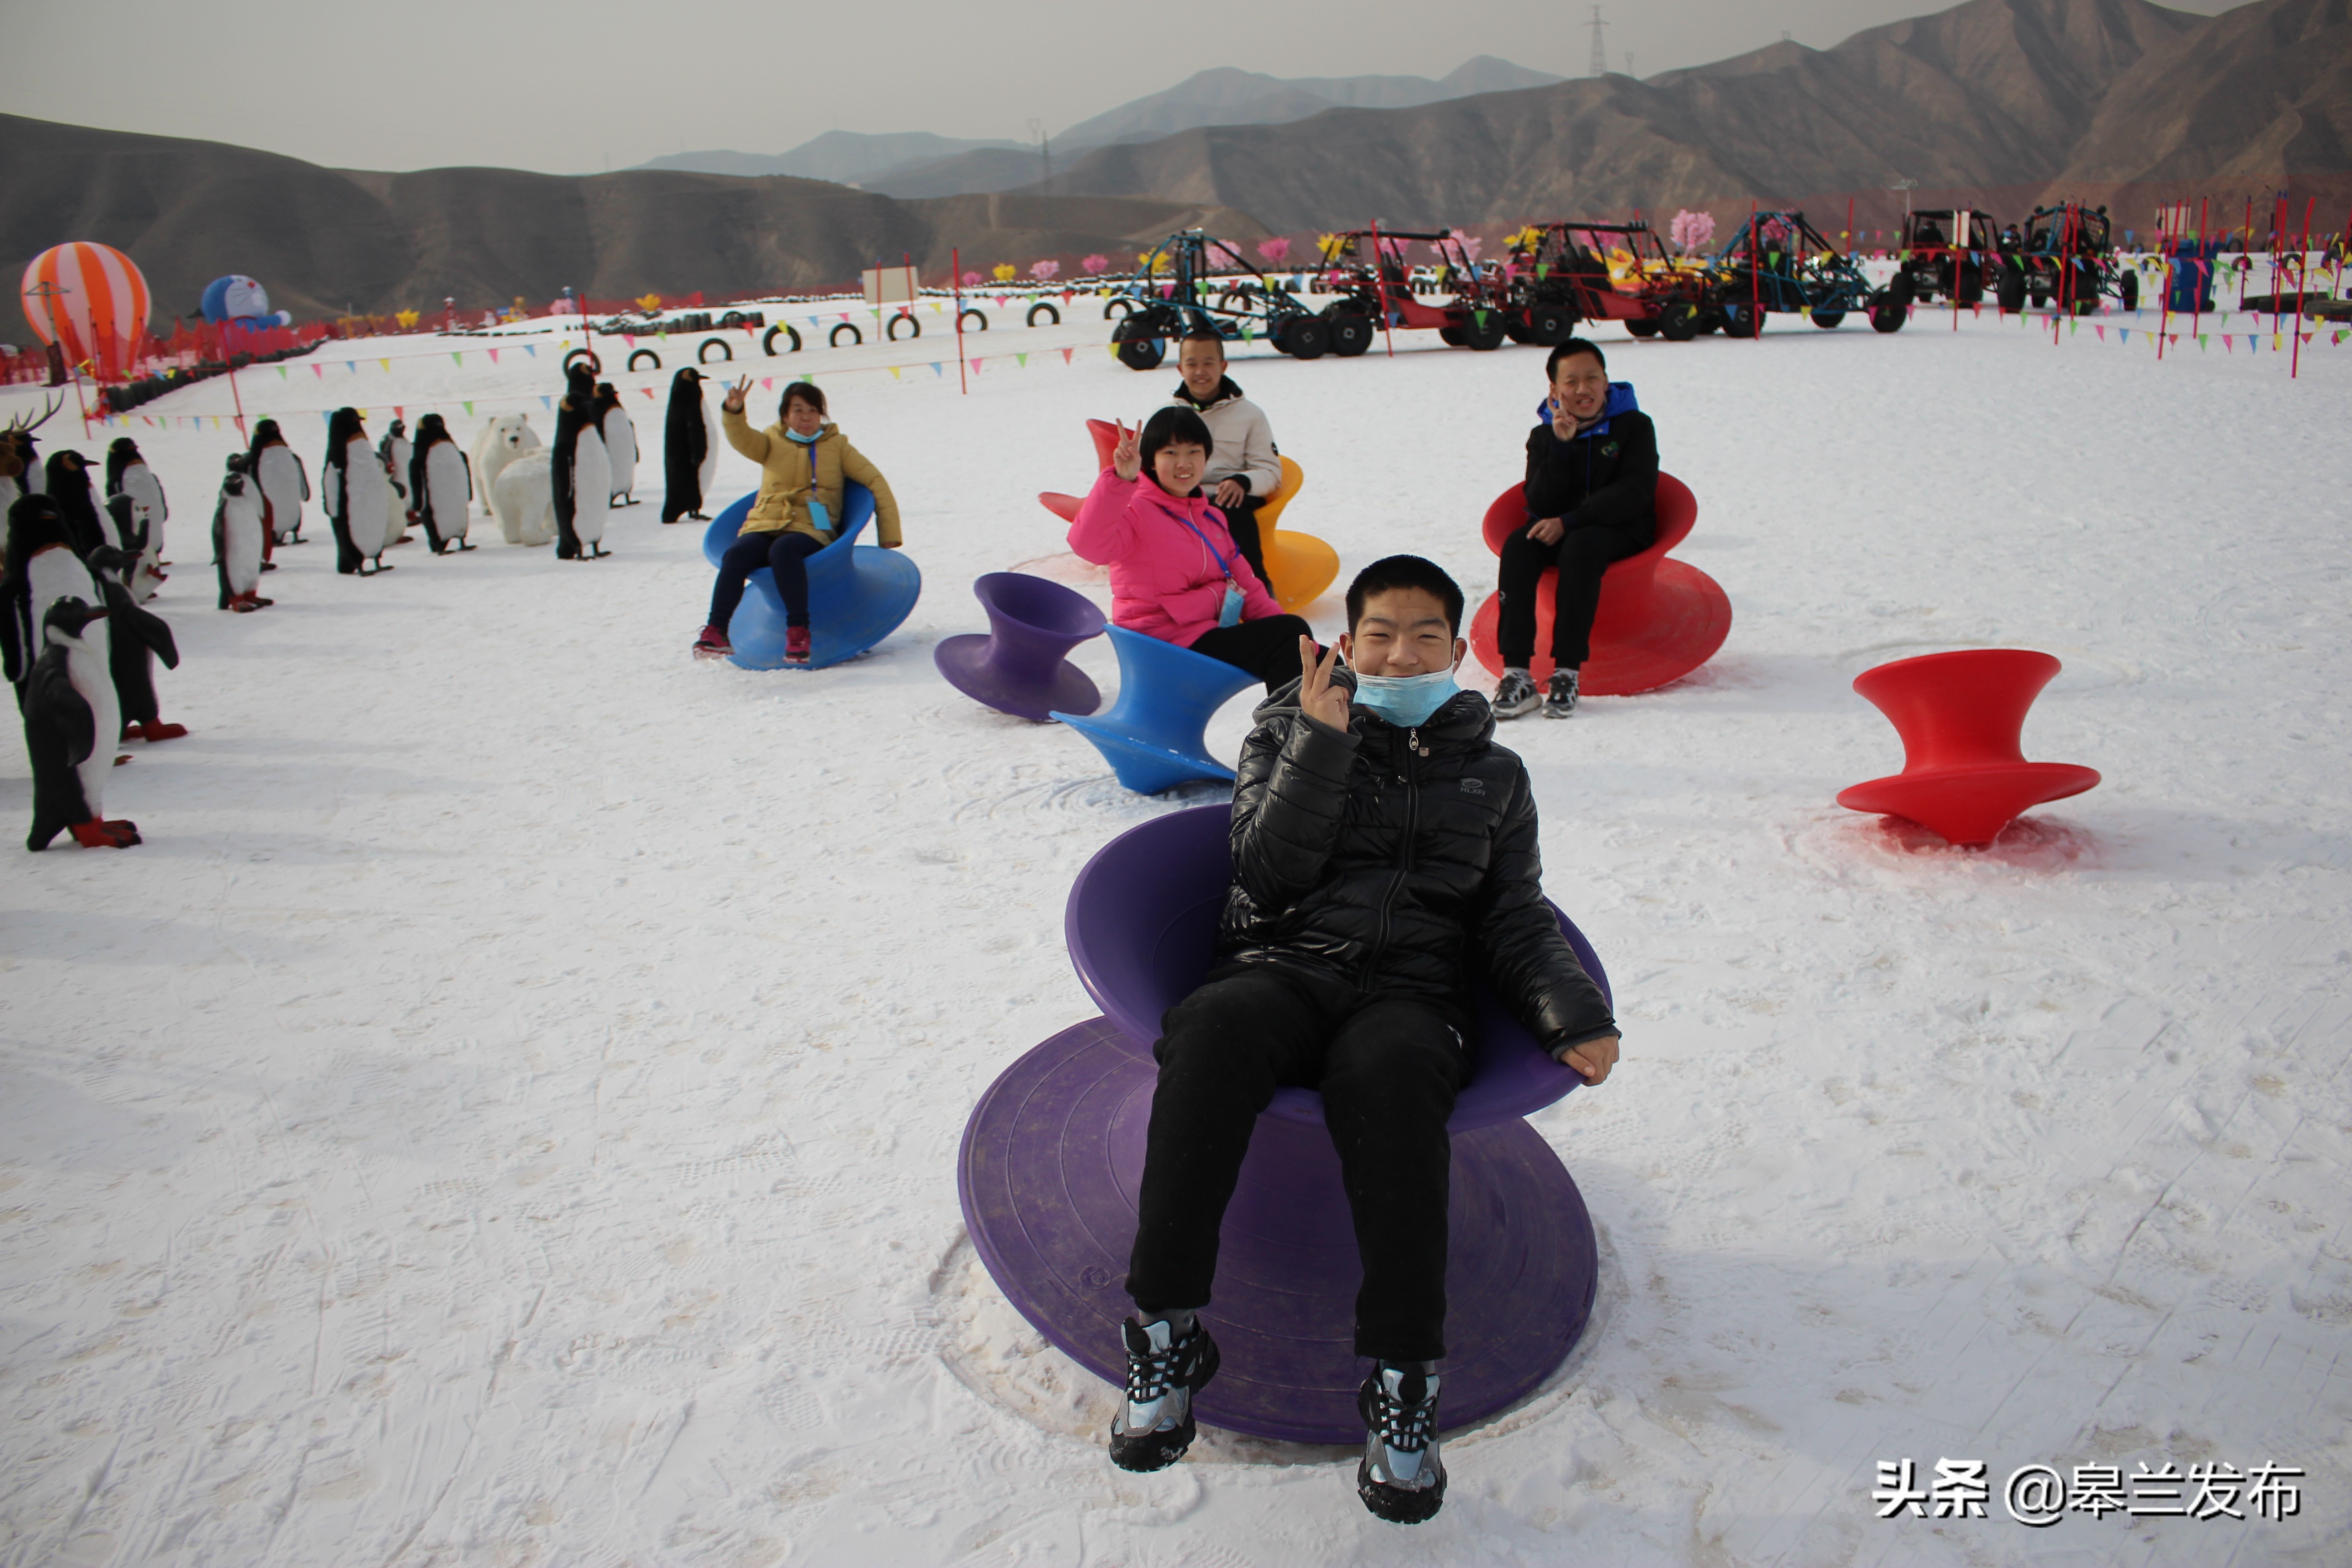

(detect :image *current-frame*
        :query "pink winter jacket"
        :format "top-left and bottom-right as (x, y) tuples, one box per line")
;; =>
(1068, 468), (1284, 646)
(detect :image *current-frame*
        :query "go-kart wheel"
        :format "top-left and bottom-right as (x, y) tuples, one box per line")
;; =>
(1284, 317), (1331, 359)
(1461, 311), (1507, 351)
(1810, 309), (1845, 329)
(1957, 262), (1983, 304)
(1997, 263), (2026, 314)
(1524, 304), (1575, 345)
(1438, 325), (1465, 346)
(1718, 304), (1758, 338)
(1697, 309), (1723, 335)
(1115, 335), (1166, 371)
(1625, 319), (1661, 338)
(1657, 304), (1699, 342)
(1327, 314), (1374, 357)
(1868, 293), (1906, 333)
(2119, 272), (2138, 311)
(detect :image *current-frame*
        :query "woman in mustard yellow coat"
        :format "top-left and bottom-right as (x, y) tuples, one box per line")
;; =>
(694, 379), (902, 662)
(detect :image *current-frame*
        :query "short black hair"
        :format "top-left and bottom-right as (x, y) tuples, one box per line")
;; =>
(1546, 338), (1607, 378)
(1139, 406), (1213, 480)
(1176, 329), (1226, 355)
(1346, 554), (1465, 637)
(779, 380), (826, 417)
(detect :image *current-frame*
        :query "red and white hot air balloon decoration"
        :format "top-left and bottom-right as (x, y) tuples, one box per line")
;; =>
(21, 242), (152, 379)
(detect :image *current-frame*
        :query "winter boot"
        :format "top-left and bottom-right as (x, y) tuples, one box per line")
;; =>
(1357, 1364), (1446, 1524)
(1542, 667), (1579, 719)
(1107, 1315), (1220, 1473)
(693, 624), (733, 659)
(1491, 668), (1539, 719)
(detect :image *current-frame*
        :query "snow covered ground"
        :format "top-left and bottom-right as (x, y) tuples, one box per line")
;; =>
(3, 299), (2347, 1568)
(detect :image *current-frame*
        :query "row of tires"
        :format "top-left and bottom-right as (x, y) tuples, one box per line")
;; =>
(574, 302), (1068, 372)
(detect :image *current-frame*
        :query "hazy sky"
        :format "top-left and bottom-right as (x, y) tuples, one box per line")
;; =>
(5, 0), (2248, 175)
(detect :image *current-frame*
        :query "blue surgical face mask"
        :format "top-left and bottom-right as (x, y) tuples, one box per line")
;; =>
(1350, 666), (1460, 728)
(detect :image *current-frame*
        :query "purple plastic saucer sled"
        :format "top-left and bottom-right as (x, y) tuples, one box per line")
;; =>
(935, 571), (1107, 723)
(956, 805), (1607, 1444)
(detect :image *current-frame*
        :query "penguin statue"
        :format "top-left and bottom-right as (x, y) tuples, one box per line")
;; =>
(379, 418), (415, 541)
(3, 495), (108, 701)
(23, 596), (139, 850)
(101, 493), (165, 604)
(87, 544), (184, 742)
(45, 450), (107, 559)
(595, 382), (637, 505)
(322, 408), (398, 576)
(249, 419), (310, 545)
(661, 367), (713, 524)
(407, 414), (475, 554)
(553, 365), (612, 560)
(104, 436), (169, 598)
(212, 453), (274, 611)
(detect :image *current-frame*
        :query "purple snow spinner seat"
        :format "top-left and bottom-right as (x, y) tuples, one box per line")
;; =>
(957, 804), (1607, 1444)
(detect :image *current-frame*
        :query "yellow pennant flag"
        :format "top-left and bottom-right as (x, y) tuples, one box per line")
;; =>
(379, 358), (392, 372)
(888, 366), (902, 380)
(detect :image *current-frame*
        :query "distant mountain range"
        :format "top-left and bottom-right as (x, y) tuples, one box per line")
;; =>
(640, 58), (1565, 198)
(1011, 0), (2351, 231)
(7, 0), (2346, 337)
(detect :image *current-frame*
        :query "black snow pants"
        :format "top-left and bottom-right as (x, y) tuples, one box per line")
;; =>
(1494, 521), (1650, 668)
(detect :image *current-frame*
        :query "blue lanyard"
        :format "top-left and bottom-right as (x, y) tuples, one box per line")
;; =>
(1173, 508), (1236, 583)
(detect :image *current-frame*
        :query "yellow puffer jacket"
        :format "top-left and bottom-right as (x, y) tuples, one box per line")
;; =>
(720, 408), (902, 544)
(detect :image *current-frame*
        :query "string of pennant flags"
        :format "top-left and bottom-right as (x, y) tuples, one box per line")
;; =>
(85, 341), (1126, 431)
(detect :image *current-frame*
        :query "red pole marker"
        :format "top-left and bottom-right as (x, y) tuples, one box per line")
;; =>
(2291, 196), (2314, 379)
(952, 247), (968, 396)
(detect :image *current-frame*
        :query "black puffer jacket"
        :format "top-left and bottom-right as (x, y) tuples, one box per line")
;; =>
(1220, 674), (1616, 1051)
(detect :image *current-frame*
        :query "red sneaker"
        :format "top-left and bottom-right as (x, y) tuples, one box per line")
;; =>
(693, 623), (733, 659)
(785, 625), (812, 663)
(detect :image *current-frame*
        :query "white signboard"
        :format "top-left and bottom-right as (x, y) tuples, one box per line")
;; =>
(861, 265), (921, 306)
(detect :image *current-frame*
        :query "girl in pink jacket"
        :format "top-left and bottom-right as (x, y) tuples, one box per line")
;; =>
(1068, 407), (1309, 691)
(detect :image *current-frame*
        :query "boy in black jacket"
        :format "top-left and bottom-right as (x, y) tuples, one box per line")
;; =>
(1493, 338), (1660, 719)
(1109, 555), (1621, 1523)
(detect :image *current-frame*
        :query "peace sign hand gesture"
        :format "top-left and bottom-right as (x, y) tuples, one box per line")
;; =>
(720, 376), (750, 415)
(1110, 418), (1142, 482)
(1298, 635), (1349, 730)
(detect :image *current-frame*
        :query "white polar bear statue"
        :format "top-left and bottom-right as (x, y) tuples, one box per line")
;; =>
(492, 457), (556, 547)
(471, 414), (554, 545)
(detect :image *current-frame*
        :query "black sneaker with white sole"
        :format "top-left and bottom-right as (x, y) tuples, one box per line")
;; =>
(1542, 667), (1580, 718)
(1107, 1316), (1220, 1472)
(1491, 670), (1540, 718)
(1357, 1363), (1447, 1523)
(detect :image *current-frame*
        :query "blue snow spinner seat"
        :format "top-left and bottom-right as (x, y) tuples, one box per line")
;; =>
(702, 484), (921, 671)
(1052, 623), (1258, 794)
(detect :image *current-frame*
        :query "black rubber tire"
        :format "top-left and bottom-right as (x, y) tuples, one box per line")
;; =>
(2119, 271), (2138, 312)
(1625, 319), (1661, 339)
(1811, 309), (1845, 329)
(1697, 310), (1724, 335)
(1869, 294), (1906, 333)
(1523, 304), (1575, 345)
(1462, 311), (1506, 351)
(1115, 335), (1166, 371)
(1719, 304), (1759, 339)
(1657, 304), (1699, 342)
(828, 323), (861, 348)
(1104, 298), (1133, 320)
(697, 337), (734, 363)
(1887, 274), (1916, 308)
(887, 313), (919, 342)
(626, 348), (661, 372)
(959, 309), (988, 332)
(1026, 301), (1060, 327)
(1284, 317), (1331, 359)
(1437, 325), (1465, 346)
(563, 348), (601, 375)
(762, 324), (801, 355)
(1327, 314), (1374, 357)
(1997, 264), (2026, 314)
(1957, 262), (1983, 304)
(720, 311), (747, 329)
